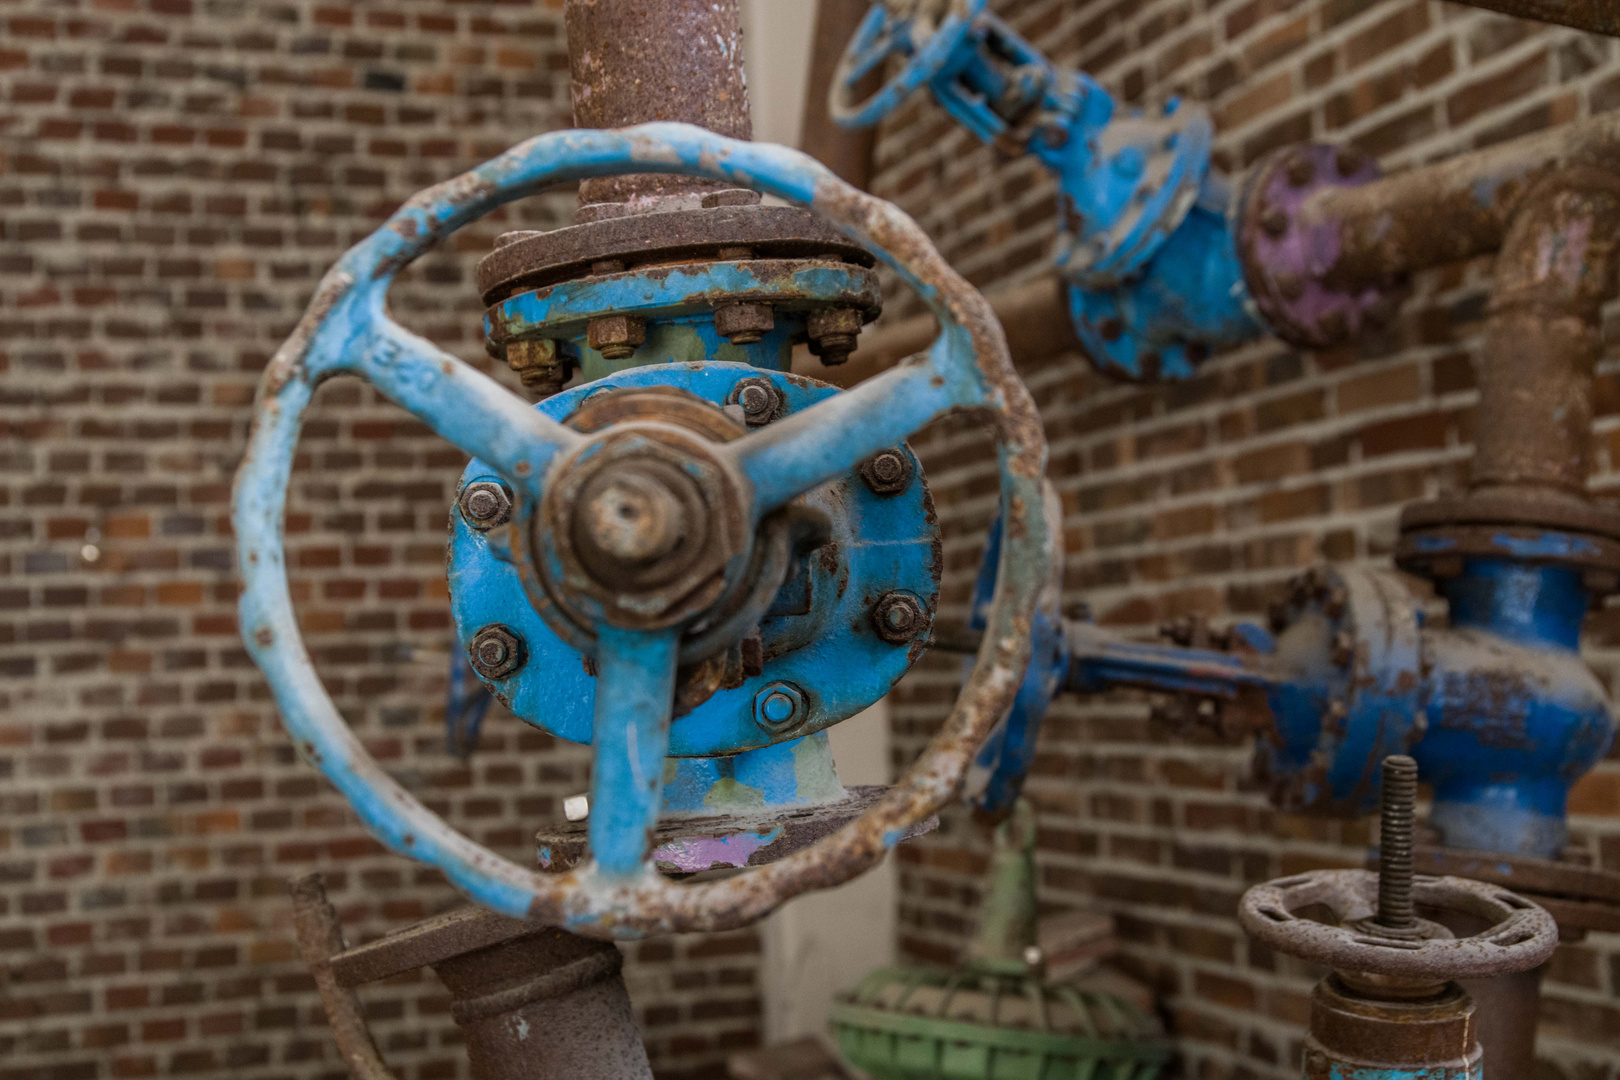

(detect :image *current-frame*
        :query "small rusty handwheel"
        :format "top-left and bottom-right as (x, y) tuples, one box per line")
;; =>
(829, 0), (987, 129)
(233, 122), (1049, 938)
(1238, 869), (1557, 981)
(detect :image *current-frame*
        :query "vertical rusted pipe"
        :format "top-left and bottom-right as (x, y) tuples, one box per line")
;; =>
(565, 0), (753, 212)
(799, 0), (879, 189)
(1473, 169), (1620, 499)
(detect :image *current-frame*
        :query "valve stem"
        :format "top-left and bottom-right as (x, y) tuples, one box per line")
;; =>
(1376, 754), (1418, 933)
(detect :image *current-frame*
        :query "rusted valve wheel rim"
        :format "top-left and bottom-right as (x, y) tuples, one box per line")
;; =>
(232, 122), (1049, 938)
(1238, 869), (1557, 980)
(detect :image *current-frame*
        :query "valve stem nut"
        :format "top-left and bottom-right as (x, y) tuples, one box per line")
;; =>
(587, 314), (646, 361)
(714, 302), (774, 345)
(469, 624), (525, 680)
(872, 591), (929, 644)
(728, 376), (783, 426)
(807, 307), (863, 366)
(458, 480), (513, 531)
(859, 448), (913, 496)
(752, 681), (806, 731)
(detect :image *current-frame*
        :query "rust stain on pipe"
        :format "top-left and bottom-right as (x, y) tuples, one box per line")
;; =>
(1473, 168), (1620, 497)
(1302, 112), (1620, 287)
(796, 275), (1077, 386)
(566, 0), (752, 209)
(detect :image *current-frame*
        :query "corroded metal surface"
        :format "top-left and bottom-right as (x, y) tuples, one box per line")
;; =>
(288, 875), (396, 1080)
(1303, 976), (1481, 1078)
(477, 205), (874, 303)
(1238, 869), (1557, 981)
(1405, 845), (1620, 933)
(1234, 143), (1407, 349)
(1300, 111), (1620, 285)
(536, 785), (937, 875)
(566, 0), (751, 209)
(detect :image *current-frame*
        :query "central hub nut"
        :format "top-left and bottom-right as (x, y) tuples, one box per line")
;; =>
(576, 469), (687, 567)
(569, 459), (708, 588)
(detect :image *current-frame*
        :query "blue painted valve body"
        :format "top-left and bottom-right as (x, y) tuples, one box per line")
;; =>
(967, 516), (1615, 859)
(830, 0), (1259, 379)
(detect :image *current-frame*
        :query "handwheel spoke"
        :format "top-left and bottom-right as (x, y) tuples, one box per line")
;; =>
(586, 627), (681, 879)
(729, 328), (984, 512)
(348, 317), (582, 498)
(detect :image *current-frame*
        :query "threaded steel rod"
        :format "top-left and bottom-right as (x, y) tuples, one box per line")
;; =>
(1376, 755), (1419, 931)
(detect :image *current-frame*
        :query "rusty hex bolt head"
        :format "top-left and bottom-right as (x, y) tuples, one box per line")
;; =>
(859, 449), (913, 496)
(1286, 155), (1315, 187)
(469, 624), (525, 680)
(728, 377), (783, 426)
(872, 591), (928, 644)
(1261, 207), (1289, 237)
(458, 481), (512, 530)
(807, 307), (863, 366)
(714, 302), (774, 345)
(587, 314), (646, 361)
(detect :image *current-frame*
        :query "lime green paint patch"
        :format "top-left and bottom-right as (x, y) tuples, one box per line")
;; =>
(702, 776), (766, 810)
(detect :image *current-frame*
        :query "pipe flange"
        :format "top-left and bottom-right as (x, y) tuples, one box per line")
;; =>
(1236, 143), (1409, 349)
(1239, 869), (1557, 982)
(1397, 492), (1620, 587)
(477, 205), (875, 304)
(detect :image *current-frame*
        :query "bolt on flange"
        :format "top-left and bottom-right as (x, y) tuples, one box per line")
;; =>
(728, 376), (783, 426)
(469, 624), (525, 680)
(752, 681), (805, 731)
(714, 302), (774, 344)
(587, 314), (646, 360)
(807, 307), (862, 366)
(859, 449), (913, 496)
(458, 481), (513, 531)
(872, 591), (928, 644)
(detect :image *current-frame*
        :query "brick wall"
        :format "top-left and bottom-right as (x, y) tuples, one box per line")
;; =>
(0, 3), (760, 1078)
(870, 2), (1620, 1077)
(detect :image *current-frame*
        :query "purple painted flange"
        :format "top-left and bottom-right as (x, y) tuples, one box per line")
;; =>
(1236, 142), (1409, 350)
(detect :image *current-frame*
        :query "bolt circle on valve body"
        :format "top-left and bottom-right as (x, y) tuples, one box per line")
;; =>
(447, 364), (943, 758)
(458, 480), (512, 530)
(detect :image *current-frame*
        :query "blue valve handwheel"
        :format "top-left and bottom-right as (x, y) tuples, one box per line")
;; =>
(829, 0), (989, 130)
(233, 123), (1050, 937)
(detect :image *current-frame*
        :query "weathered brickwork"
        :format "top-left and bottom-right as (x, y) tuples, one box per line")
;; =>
(0, 3), (759, 1078)
(870, 2), (1620, 1077)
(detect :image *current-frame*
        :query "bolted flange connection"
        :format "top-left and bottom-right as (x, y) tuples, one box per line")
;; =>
(469, 624), (525, 680)
(728, 376), (783, 426)
(872, 591), (928, 644)
(859, 449), (912, 496)
(752, 681), (805, 730)
(458, 480), (512, 531)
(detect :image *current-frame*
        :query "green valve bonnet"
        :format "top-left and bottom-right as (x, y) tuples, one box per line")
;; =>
(831, 800), (1170, 1080)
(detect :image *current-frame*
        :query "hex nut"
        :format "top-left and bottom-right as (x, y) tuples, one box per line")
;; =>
(469, 624), (525, 680)
(459, 481), (512, 530)
(728, 377), (783, 426)
(587, 314), (646, 361)
(872, 591), (928, 644)
(714, 302), (775, 345)
(859, 449), (913, 496)
(807, 307), (863, 366)
(505, 339), (568, 397)
(752, 681), (805, 730)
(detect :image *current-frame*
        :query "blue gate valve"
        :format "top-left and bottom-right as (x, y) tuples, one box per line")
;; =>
(829, 1), (1406, 378)
(957, 540), (1615, 857)
(233, 123), (1052, 937)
